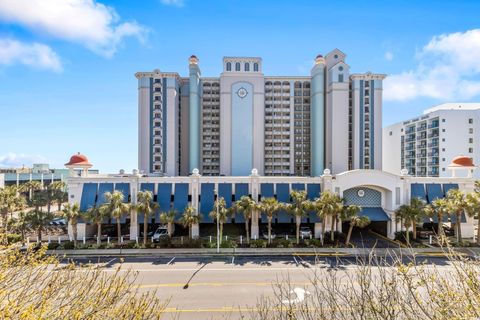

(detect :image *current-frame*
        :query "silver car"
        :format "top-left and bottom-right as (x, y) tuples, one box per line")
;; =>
(152, 227), (169, 242)
(300, 227), (312, 238)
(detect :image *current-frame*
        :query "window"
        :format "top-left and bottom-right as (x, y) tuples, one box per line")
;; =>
(235, 62), (240, 71)
(469, 118), (473, 124)
(244, 63), (250, 71)
(442, 148), (445, 152)
(442, 129), (445, 132)
(253, 63), (259, 72)
(470, 128), (474, 134)
(469, 148), (474, 153)
(226, 62), (231, 71)
(442, 138), (445, 142)
(442, 158), (445, 161)
(389, 131), (393, 136)
(442, 119), (445, 122)
(338, 74), (344, 82)
(470, 138), (474, 143)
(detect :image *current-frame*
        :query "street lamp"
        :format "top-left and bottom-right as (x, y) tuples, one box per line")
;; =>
(215, 187), (220, 254)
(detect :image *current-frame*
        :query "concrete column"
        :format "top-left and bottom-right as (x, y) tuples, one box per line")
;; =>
(129, 179), (139, 240)
(310, 56), (326, 176)
(189, 56), (201, 173)
(250, 172), (260, 239)
(190, 169), (201, 238)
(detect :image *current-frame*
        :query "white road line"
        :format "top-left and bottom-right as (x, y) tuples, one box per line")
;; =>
(166, 257), (176, 265)
(231, 256), (235, 264)
(293, 256), (299, 266)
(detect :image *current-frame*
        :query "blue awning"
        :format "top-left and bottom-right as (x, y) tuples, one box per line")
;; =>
(157, 183), (172, 222)
(173, 183), (189, 219)
(113, 183), (130, 223)
(426, 183), (443, 203)
(443, 183), (459, 195)
(234, 183), (249, 223)
(200, 183), (214, 223)
(276, 183), (291, 223)
(425, 212), (467, 223)
(307, 183), (321, 222)
(360, 207), (390, 222)
(138, 183), (155, 224)
(80, 183), (98, 211)
(411, 183), (427, 201)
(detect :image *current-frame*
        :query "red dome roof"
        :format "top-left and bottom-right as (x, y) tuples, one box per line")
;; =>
(449, 156), (475, 167)
(65, 153), (92, 167)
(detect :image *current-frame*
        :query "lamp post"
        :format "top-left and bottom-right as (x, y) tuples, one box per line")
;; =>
(215, 188), (220, 254)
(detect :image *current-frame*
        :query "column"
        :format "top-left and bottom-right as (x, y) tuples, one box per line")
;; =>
(189, 56), (201, 173)
(310, 56), (326, 176)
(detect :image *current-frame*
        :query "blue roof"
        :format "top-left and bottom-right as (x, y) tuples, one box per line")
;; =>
(359, 207), (390, 222)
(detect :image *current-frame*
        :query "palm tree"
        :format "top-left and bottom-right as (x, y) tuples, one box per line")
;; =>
(312, 191), (343, 244)
(86, 205), (110, 245)
(395, 204), (415, 245)
(22, 181), (42, 200)
(62, 202), (81, 248)
(10, 211), (29, 245)
(209, 197), (231, 244)
(446, 189), (469, 242)
(285, 190), (310, 245)
(234, 196), (256, 244)
(341, 205), (370, 246)
(257, 197), (282, 245)
(0, 185), (25, 229)
(27, 191), (53, 242)
(409, 197), (426, 240)
(104, 191), (130, 244)
(424, 198), (449, 243)
(160, 210), (176, 238)
(180, 206), (201, 239)
(466, 192), (480, 245)
(50, 181), (67, 211)
(136, 191), (159, 245)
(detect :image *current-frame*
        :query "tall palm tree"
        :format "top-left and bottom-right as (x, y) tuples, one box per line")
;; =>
(424, 198), (449, 243)
(312, 191), (343, 244)
(209, 197), (231, 244)
(86, 205), (110, 245)
(341, 205), (370, 246)
(136, 191), (159, 245)
(104, 191), (130, 244)
(395, 204), (415, 245)
(285, 190), (310, 245)
(61, 202), (81, 248)
(446, 189), (469, 242)
(10, 211), (29, 245)
(257, 197), (282, 245)
(27, 191), (52, 242)
(22, 181), (42, 201)
(466, 192), (480, 245)
(160, 210), (177, 238)
(50, 181), (67, 211)
(409, 197), (426, 240)
(0, 185), (25, 229)
(234, 196), (257, 244)
(180, 206), (201, 239)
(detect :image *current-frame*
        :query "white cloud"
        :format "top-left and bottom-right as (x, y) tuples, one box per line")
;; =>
(160, 0), (184, 7)
(0, 153), (48, 168)
(0, 0), (147, 57)
(384, 51), (394, 61)
(0, 38), (62, 71)
(384, 29), (480, 102)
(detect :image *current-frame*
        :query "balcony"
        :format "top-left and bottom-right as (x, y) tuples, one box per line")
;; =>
(417, 124), (427, 131)
(405, 136), (416, 142)
(428, 142), (439, 148)
(428, 132), (439, 138)
(417, 143), (427, 149)
(428, 122), (439, 129)
(406, 127), (416, 134)
(405, 145), (415, 151)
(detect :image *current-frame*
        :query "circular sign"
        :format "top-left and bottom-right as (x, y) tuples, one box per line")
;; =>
(357, 189), (365, 197)
(236, 87), (248, 99)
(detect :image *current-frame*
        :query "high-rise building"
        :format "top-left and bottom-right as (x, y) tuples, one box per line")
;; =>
(383, 103), (480, 178)
(136, 50), (386, 176)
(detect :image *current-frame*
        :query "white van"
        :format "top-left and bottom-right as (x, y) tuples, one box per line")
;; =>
(152, 225), (172, 242)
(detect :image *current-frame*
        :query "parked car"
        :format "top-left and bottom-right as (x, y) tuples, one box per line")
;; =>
(299, 226), (312, 238)
(262, 228), (276, 240)
(152, 226), (169, 242)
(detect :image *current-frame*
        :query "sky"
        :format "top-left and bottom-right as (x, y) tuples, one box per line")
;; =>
(1, 0), (480, 173)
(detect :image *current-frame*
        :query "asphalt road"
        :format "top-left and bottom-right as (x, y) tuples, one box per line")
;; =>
(61, 254), (456, 320)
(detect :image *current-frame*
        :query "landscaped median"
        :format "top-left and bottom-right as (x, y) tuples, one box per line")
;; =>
(45, 246), (478, 258)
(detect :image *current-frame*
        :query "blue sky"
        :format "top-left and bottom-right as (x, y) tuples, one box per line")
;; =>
(1, 0), (480, 172)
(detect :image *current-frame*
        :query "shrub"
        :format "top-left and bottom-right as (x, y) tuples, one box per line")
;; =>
(306, 238), (322, 247)
(6, 233), (22, 244)
(61, 241), (75, 250)
(272, 238), (293, 248)
(47, 242), (60, 250)
(250, 239), (267, 248)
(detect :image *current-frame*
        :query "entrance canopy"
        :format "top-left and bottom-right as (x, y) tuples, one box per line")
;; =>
(359, 207), (390, 222)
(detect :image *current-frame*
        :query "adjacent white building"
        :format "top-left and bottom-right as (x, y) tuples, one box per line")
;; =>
(383, 103), (480, 178)
(136, 50), (386, 177)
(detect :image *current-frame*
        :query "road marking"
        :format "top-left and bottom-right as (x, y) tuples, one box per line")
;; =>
(292, 256), (299, 266)
(281, 288), (311, 305)
(166, 257), (175, 265)
(231, 256), (235, 264)
(161, 306), (317, 313)
(138, 281), (311, 289)
(293, 252), (350, 256)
